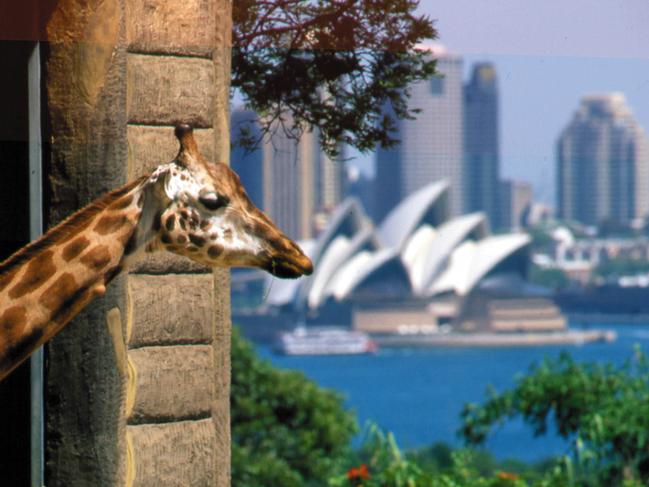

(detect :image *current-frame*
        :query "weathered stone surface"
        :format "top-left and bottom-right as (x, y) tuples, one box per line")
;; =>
(128, 419), (215, 487)
(127, 54), (214, 127)
(127, 125), (216, 180)
(212, 3), (233, 484)
(128, 346), (213, 422)
(129, 251), (210, 275)
(127, 274), (213, 347)
(126, 0), (215, 57)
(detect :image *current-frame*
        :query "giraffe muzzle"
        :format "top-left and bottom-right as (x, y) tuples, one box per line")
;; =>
(268, 253), (313, 279)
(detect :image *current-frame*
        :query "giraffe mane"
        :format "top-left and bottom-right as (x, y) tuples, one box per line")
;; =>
(0, 175), (149, 276)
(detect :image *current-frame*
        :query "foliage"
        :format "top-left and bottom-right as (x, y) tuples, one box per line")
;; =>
(528, 265), (569, 290)
(527, 227), (555, 252)
(232, 0), (438, 157)
(231, 327), (357, 486)
(459, 349), (649, 485)
(329, 424), (566, 487)
(593, 257), (649, 280)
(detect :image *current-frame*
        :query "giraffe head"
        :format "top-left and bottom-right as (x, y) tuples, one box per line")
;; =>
(144, 124), (312, 279)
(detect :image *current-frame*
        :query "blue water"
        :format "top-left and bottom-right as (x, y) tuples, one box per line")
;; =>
(256, 322), (649, 462)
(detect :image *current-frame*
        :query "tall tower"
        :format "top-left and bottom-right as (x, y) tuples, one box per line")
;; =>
(231, 108), (264, 207)
(375, 44), (464, 220)
(464, 63), (500, 227)
(557, 94), (649, 227)
(313, 138), (345, 232)
(262, 121), (317, 240)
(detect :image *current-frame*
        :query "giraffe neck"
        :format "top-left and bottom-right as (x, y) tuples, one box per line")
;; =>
(0, 175), (152, 381)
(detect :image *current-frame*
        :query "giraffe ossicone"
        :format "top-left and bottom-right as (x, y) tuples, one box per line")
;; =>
(0, 124), (312, 381)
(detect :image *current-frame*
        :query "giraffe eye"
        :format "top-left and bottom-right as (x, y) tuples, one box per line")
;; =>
(199, 192), (229, 211)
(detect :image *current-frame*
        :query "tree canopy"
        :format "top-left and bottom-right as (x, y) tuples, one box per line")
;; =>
(459, 350), (649, 486)
(232, 0), (438, 157)
(231, 328), (357, 486)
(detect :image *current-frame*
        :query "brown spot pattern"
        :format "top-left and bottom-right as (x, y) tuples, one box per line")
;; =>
(200, 220), (211, 231)
(161, 233), (172, 244)
(8, 250), (56, 298)
(40, 273), (78, 311)
(0, 268), (18, 293)
(94, 213), (129, 235)
(80, 245), (112, 271)
(176, 235), (187, 244)
(189, 234), (206, 247)
(165, 214), (176, 231)
(62, 236), (90, 262)
(0, 306), (28, 335)
(208, 245), (223, 259)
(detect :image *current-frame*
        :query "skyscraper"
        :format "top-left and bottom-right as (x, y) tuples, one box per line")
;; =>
(375, 44), (464, 220)
(262, 120), (316, 240)
(464, 63), (500, 227)
(232, 108), (345, 240)
(231, 108), (264, 207)
(557, 94), (649, 227)
(500, 180), (533, 230)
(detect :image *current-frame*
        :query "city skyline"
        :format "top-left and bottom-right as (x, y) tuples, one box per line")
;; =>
(349, 0), (649, 204)
(375, 46), (465, 219)
(557, 93), (649, 227)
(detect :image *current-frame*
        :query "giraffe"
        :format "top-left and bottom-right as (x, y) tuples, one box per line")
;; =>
(0, 124), (313, 382)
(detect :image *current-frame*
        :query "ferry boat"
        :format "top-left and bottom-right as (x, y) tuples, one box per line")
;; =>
(275, 327), (378, 355)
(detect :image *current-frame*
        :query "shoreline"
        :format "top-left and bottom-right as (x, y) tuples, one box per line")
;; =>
(373, 329), (617, 348)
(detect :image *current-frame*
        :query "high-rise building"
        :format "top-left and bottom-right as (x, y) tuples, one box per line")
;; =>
(313, 134), (345, 232)
(231, 108), (343, 240)
(262, 121), (316, 240)
(557, 94), (649, 227)
(231, 108), (264, 207)
(464, 63), (500, 227)
(500, 180), (533, 231)
(375, 44), (464, 220)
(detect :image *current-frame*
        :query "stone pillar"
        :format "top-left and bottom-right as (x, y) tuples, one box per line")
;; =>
(43, 1), (231, 485)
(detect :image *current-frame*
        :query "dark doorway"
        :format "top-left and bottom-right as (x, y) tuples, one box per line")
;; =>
(0, 40), (33, 486)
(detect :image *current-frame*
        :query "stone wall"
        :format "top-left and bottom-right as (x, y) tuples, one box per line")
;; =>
(44, 0), (231, 485)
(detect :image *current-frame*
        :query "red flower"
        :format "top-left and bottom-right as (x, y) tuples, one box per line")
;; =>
(497, 470), (519, 481)
(347, 463), (371, 481)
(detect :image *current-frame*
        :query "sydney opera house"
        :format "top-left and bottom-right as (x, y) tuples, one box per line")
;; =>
(233, 181), (565, 340)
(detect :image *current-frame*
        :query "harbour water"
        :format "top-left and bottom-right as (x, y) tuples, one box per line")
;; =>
(256, 321), (649, 462)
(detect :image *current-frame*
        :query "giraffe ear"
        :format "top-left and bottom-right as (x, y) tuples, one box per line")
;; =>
(174, 123), (200, 167)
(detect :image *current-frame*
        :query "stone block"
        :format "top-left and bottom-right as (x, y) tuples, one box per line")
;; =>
(126, 0), (215, 57)
(128, 346), (213, 422)
(127, 274), (214, 347)
(127, 54), (214, 127)
(129, 251), (211, 275)
(128, 419), (215, 486)
(127, 125), (216, 179)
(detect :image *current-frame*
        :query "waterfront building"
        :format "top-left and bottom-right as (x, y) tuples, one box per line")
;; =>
(257, 180), (534, 330)
(375, 44), (464, 220)
(500, 180), (533, 231)
(464, 63), (500, 227)
(557, 94), (649, 227)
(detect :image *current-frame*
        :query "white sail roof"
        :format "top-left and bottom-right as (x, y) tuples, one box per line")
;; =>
(377, 180), (449, 249)
(429, 233), (531, 296)
(403, 212), (488, 294)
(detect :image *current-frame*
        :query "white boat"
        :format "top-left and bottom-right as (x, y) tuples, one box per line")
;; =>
(275, 327), (378, 355)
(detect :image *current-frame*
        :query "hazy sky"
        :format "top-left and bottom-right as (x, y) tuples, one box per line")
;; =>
(354, 0), (649, 205)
